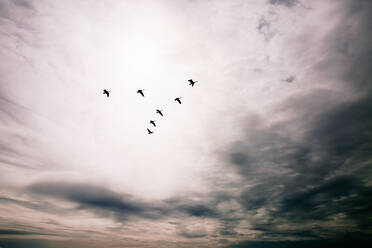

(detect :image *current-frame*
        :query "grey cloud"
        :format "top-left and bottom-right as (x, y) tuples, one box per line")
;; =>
(0, 238), (102, 248)
(28, 182), (165, 221)
(282, 75), (295, 83)
(0, 93), (43, 170)
(0, 94), (26, 127)
(0, 196), (73, 215)
(179, 230), (207, 239)
(257, 17), (270, 32)
(238, 184), (275, 211)
(182, 204), (218, 218)
(27, 182), (225, 222)
(268, 0), (299, 8)
(0, 0), (34, 27)
(221, 0), (372, 242)
(178, 225), (208, 239)
(257, 16), (276, 42)
(276, 175), (372, 225)
(0, 229), (50, 236)
(226, 238), (372, 248)
(224, 74), (372, 240)
(12, 0), (33, 9)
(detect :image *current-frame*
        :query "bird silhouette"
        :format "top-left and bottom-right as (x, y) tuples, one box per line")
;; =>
(147, 128), (153, 134)
(150, 120), (156, 127)
(156, 109), (164, 117)
(175, 97), (182, 104)
(188, 79), (197, 87)
(103, 89), (110, 97)
(137, 89), (145, 97)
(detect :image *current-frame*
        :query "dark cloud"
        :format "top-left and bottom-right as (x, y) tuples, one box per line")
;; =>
(0, 229), (47, 235)
(238, 184), (272, 211)
(27, 182), (224, 222)
(268, 0), (299, 8)
(226, 238), (372, 248)
(276, 175), (372, 226)
(0, 239), (49, 248)
(282, 75), (296, 83)
(226, 88), (372, 238)
(182, 204), (218, 218)
(28, 182), (166, 221)
(0, 238), (101, 248)
(222, 0), (372, 242)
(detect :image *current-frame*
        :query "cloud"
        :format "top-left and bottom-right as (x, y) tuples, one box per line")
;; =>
(220, 0), (372, 242)
(0, 238), (101, 248)
(180, 204), (218, 218)
(179, 229), (208, 239)
(224, 87), (372, 239)
(12, 0), (34, 10)
(282, 75), (296, 83)
(0, 229), (49, 235)
(226, 238), (372, 248)
(276, 175), (372, 226)
(257, 15), (277, 42)
(268, 0), (299, 8)
(27, 182), (166, 221)
(27, 182), (225, 223)
(0, 196), (68, 215)
(1, 0), (372, 247)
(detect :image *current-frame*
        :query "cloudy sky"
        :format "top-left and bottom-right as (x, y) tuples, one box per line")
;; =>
(1, 0), (372, 247)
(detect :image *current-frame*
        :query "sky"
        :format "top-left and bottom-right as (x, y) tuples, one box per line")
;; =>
(0, 0), (372, 247)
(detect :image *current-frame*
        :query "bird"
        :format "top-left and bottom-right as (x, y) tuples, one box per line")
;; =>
(188, 79), (197, 87)
(156, 109), (164, 117)
(150, 120), (156, 127)
(137, 89), (145, 97)
(175, 97), (182, 104)
(147, 128), (153, 134)
(103, 89), (110, 97)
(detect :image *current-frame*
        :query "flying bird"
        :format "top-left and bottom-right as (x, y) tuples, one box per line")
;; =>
(103, 89), (110, 97)
(156, 109), (164, 117)
(147, 128), (153, 134)
(188, 79), (197, 87)
(175, 97), (182, 104)
(150, 120), (156, 127)
(137, 89), (145, 97)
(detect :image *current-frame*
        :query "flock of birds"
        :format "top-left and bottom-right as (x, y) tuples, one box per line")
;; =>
(102, 79), (197, 134)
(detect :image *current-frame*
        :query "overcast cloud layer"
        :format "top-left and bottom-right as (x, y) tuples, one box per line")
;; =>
(1, 0), (372, 247)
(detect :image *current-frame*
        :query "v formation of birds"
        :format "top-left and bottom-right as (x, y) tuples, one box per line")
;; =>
(103, 79), (197, 134)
